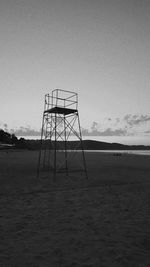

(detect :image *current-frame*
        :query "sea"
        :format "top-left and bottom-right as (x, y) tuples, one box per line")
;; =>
(16, 135), (150, 156)
(84, 150), (150, 156)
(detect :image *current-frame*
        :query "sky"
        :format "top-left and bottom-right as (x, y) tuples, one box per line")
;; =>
(0, 0), (150, 145)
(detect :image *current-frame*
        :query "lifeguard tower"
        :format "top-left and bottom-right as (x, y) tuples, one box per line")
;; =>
(37, 89), (87, 180)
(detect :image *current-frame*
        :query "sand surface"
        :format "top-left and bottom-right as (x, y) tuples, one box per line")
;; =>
(0, 150), (150, 266)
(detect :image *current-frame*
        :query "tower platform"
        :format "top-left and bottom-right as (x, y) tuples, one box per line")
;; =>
(44, 107), (78, 115)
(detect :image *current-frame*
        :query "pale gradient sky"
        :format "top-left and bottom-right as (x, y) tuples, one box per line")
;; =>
(0, 0), (150, 144)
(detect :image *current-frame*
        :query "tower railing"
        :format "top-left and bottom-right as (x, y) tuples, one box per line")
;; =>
(45, 89), (78, 110)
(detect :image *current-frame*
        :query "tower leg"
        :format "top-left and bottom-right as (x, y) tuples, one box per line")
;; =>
(53, 113), (57, 182)
(37, 112), (45, 178)
(77, 113), (88, 179)
(64, 115), (68, 176)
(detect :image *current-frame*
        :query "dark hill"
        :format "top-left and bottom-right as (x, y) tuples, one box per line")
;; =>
(25, 139), (150, 150)
(80, 140), (150, 150)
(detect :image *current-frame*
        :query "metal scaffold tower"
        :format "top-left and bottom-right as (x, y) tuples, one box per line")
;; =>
(37, 89), (88, 180)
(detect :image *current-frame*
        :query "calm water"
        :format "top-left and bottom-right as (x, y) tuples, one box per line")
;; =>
(84, 150), (150, 156)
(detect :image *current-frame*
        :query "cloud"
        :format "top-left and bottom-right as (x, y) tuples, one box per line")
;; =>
(0, 123), (8, 131)
(124, 114), (150, 127)
(3, 113), (150, 137)
(13, 123), (127, 138)
(99, 128), (127, 136)
(82, 125), (127, 136)
(81, 127), (90, 136)
(82, 114), (150, 136)
(116, 118), (120, 123)
(13, 126), (40, 136)
(90, 121), (100, 135)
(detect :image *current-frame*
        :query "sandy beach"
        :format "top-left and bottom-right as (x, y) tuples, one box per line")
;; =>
(0, 150), (150, 266)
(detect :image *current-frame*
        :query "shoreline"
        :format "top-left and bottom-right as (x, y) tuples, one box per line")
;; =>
(1, 148), (150, 157)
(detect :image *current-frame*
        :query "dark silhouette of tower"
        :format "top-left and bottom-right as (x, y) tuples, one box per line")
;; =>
(37, 89), (87, 180)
